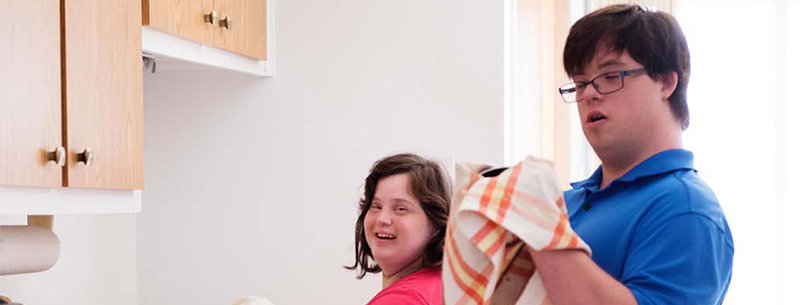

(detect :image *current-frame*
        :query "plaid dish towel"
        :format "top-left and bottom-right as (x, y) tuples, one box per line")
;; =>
(442, 156), (591, 305)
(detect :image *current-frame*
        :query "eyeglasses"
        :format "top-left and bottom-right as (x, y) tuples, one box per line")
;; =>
(558, 68), (648, 103)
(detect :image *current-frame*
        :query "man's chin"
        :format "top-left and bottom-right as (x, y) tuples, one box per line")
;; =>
(587, 140), (616, 159)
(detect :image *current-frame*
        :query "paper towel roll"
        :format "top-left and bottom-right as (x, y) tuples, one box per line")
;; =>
(0, 225), (60, 275)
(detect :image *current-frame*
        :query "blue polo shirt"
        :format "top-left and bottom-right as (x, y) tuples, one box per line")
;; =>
(564, 149), (734, 305)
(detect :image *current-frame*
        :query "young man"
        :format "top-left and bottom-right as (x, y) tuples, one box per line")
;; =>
(528, 5), (734, 305)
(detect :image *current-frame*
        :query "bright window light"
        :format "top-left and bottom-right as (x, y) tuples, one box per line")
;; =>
(678, 0), (798, 303)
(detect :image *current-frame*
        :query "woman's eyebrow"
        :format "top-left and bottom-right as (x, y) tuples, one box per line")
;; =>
(373, 196), (412, 204)
(390, 198), (413, 204)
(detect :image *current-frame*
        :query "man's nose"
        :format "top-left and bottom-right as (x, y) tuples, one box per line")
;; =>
(580, 82), (602, 103)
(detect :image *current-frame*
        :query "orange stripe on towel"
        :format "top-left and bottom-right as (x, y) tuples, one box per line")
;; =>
(494, 164), (521, 224)
(479, 177), (498, 214)
(545, 214), (568, 249)
(483, 229), (506, 257)
(446, 228), (489, 304)
(448, 229), (489, 285)
(445, 249), (485, 305)
(568, 234), (578, 248)
(471, 222), (498, 243)
(470, 222), (506, 259)
(555, 196), (565, 208)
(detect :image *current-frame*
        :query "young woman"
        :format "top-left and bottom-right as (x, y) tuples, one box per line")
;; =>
(346, 153), (451, 305)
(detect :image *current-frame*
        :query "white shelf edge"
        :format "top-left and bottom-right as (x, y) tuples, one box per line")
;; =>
(0, 186), (141, 215)
(141, 0), (276, 77)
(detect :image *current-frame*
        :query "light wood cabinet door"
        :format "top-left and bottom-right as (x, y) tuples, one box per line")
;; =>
(143, 0), (214, 46)
(0, 0), (63, 188)
(64, 0), (143, 189)
(213, 0), (266, 60)
(143, 0), (266, 60)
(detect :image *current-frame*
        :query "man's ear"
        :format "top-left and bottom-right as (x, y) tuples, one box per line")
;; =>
(659, 71), (679, 100)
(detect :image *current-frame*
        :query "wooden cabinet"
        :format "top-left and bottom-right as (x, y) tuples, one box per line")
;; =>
(0, 0), (62, 188)
(143, 0), (266, 60)
(0, 0), (143, 190)
(64, 0), (143, 189)
(142, 0), (213, 48)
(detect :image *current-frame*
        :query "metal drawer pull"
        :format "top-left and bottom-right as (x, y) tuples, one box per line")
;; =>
(47, 147), (66, 167)
(204, 10), (218, 26)
(77, 148), (94, 166)
(220, 16), (232, 30)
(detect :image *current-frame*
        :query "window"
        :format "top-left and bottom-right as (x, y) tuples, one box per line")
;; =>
(677, 0), (799, 303)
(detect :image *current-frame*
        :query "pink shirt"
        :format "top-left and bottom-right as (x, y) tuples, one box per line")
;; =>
(366, 268), (442, 305)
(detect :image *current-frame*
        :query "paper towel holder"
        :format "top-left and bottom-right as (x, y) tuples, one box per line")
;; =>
(0, 215), (60, 277)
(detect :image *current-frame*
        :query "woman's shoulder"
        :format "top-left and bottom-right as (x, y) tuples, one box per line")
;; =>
(402, 267), (441, 284)
(367, 268), (442, 305)
(367, 288), (430, 305)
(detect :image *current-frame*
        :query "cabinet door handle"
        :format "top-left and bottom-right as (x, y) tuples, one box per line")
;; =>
(47, 146), (66, 167)
(220, 16), (232, 30)
(77, 148), (94, 167)
(204, 10), (218, 26)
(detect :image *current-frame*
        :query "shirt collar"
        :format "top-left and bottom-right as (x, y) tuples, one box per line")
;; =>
(569, 149), (696, 192)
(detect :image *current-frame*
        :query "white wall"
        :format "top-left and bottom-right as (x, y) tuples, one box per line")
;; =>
(0, 214), (137, 305)
(137, 0), (506, 304)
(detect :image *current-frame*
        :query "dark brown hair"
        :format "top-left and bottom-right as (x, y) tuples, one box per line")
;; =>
(563, 4), (691, 130)
(345, 153), (452, 279)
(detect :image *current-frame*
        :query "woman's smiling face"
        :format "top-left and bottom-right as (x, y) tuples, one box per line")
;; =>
(364, 173), (434, 276)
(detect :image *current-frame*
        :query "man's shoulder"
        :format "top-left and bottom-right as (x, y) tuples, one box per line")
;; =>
(640, 169), (727, 230)
(652, 169), (720, 210)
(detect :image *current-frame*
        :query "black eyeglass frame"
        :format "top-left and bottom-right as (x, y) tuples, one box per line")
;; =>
(558, 68), (648, 103)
